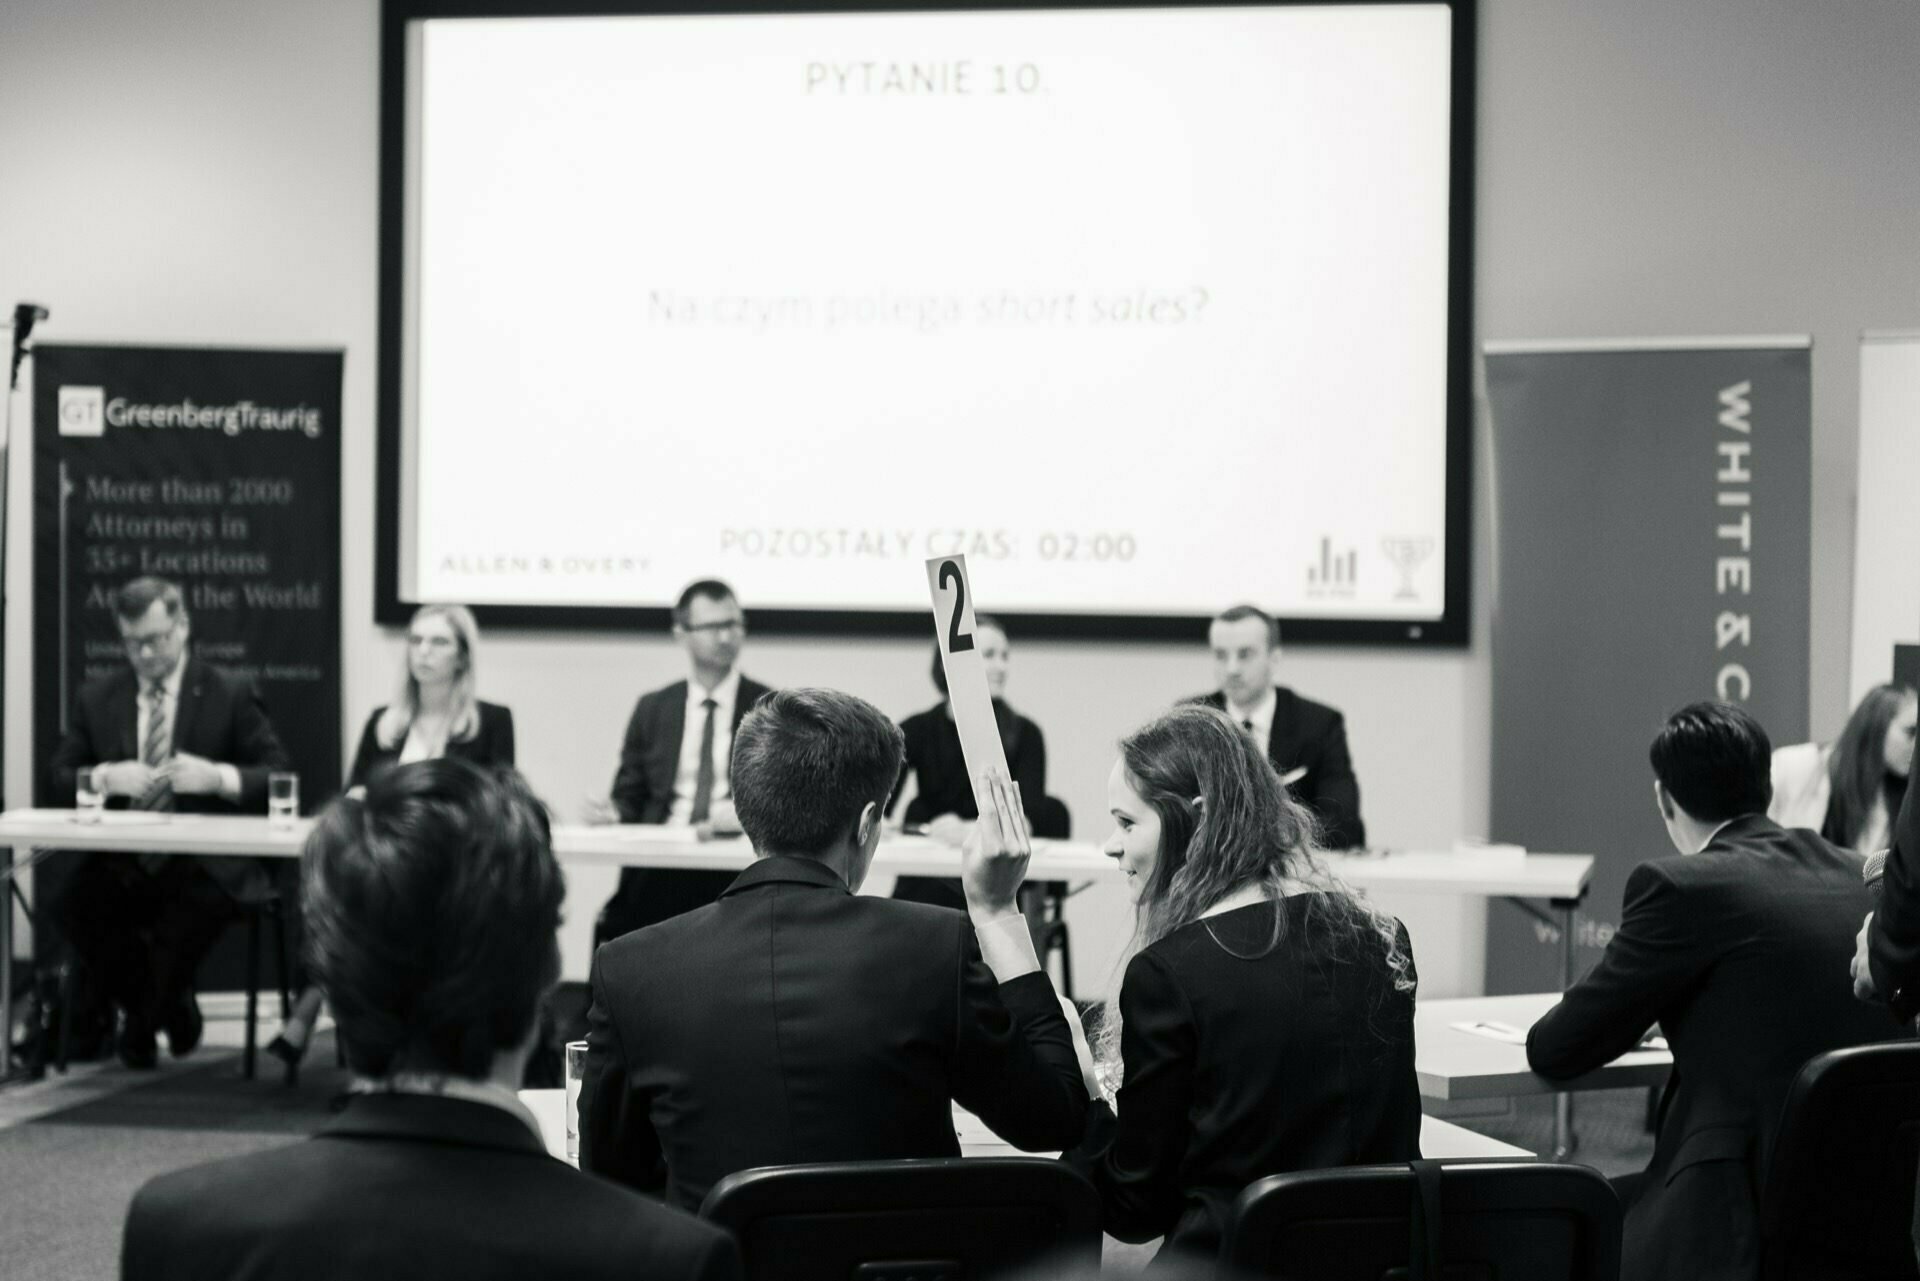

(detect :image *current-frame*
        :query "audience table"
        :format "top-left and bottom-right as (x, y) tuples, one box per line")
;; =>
(1417, 992), (1672, 1161)
(517, 1089), (1533, 1167)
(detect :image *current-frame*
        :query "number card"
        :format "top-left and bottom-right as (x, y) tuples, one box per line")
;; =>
(925, 555), (1011, 819)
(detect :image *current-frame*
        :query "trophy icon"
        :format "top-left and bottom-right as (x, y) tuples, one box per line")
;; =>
(1379, 537), (1434, 600)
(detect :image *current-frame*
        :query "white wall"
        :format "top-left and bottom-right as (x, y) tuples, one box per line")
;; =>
(4, 0), (1916, 992)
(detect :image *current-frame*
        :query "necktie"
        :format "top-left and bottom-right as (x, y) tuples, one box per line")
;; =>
(139, 685), (175, 812)
(689, 697), (718, 823)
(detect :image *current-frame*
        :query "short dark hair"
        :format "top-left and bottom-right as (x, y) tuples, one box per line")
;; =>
(1212, 604), (1279, 649)
(300, 759), (563, 1080)
(929, 613), (1005, 696)
(1648, 701), (1773, 823)
(732, 688), (905, 857)
(113, 576), (185, 624)
(672, 578), (738, 628)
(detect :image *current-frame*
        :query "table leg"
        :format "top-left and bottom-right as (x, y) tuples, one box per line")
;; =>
(1553, 897), (1579, 1158)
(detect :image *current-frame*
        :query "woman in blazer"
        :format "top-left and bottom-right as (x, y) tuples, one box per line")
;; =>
(270, 604), (515, 1069)
(1064, 705), (1420, 1263)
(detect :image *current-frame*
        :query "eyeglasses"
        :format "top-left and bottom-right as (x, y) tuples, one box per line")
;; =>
(121, 621), (181, 655)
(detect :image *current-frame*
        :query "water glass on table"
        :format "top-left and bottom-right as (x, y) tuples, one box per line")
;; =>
(268, 772), (299, 830)
(75, 769), (104, 824)
(565, 1040), (588, 1164)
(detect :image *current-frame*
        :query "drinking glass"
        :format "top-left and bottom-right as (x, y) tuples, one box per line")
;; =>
(268, 772), (299, 830)
(565, 1040), (589, 1164)
(75, 770), (104, 823)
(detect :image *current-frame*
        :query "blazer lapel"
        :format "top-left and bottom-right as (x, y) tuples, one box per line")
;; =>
(115, 670), (140, 761)
(1266, 686), (1299, 769)
(171, 658), (205, 756)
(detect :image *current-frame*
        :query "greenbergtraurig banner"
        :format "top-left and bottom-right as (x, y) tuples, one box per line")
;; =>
(1484, 340), (1811, 994)
(30, 344), (344, 815)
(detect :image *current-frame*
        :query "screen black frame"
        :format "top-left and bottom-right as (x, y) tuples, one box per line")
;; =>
(375, 0), (1476, 645)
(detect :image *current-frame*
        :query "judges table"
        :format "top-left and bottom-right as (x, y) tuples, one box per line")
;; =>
(1417, 992), (1672, 1160)
(517, 1089), (1533, 1167)
(0, 811), (1593, 1090)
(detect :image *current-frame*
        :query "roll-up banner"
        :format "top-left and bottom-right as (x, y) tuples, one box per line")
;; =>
(30, 345), (344, 815)
(1851, 332), (1920, 701)
(1484, 339), (1812, 993)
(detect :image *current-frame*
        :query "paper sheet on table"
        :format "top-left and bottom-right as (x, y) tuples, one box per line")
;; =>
(1450, 1019), (1529, 1044)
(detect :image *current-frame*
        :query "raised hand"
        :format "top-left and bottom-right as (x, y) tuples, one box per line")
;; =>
(961, 769), (1031, 924)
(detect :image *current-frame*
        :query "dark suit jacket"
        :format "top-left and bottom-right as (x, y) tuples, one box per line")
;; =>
(611, 675), (775, 823)
(50, 657), (289, 813)
(1193, 687), (1365, 848)
(603, 674), (775, 937)
(345, 701), (516, 791)
(49, 657), (290, 897)
(1068, 897), (1419, 1261)
(581, 855), (1089, 1211)
(1528, 815), (1906, 1281)
(1869, 782), (1920, 1017)
(121, 1093), (740, 1281)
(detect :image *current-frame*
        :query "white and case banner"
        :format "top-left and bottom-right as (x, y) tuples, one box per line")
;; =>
(1484, 339), (1812, 992)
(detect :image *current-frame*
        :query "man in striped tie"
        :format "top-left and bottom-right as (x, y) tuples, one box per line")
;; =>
(48, 576), (291, 1068)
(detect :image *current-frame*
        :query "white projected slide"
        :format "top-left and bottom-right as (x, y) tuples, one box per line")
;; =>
(400, 4), (1455, 619)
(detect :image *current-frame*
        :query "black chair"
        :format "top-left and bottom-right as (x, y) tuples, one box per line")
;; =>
(1222, 1159), (1621, 1281)
(1029, 795), (1074, 998)
(1758, 1039), (1920, 1281)
(699, 1157), (1102, 1281)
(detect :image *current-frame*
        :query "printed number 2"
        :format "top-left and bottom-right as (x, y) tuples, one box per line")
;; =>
(939, 560), (975, 653)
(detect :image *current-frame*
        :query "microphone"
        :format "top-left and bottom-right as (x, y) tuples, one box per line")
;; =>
(10, 301), (49, 391)
(1865, 847), (1890, 904)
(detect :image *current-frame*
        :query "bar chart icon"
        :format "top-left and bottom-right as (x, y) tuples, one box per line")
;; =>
(1306, 536), (1358, 590)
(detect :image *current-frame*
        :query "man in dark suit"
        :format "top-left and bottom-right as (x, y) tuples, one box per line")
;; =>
(46, 576), (291, 1068)
(1190, 603), (1365, 848)
(121, 760), (737, 1281)
(581, 687), (1088, 1211)
(596, 579), (774, 941)
(1529, 702), (1903, 1281)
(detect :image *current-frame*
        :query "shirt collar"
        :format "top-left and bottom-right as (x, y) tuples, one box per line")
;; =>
(146, 660), (186, 704)
(688, 665), (742, 711)
(350, 1072), (544, 1141)
(1226, 684), (1277, 734)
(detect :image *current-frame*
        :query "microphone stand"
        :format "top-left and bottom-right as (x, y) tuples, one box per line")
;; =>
(3, 302), (47, 1082)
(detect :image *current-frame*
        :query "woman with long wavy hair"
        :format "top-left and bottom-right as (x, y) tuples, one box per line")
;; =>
(1770, 683), (1917, 858)
(1064, 705), (1420, 1261)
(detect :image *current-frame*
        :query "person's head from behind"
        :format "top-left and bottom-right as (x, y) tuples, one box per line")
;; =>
(671, 579), (744, 679)
(1648, 701), (1773, 853)
(113, 576), (190, 687)
(930, 613), (1010, 701)
(1208, 604), (1279, 710)
(1106, 705), (1318, 926)
(302, 758), (562, 1082)
(1826, 683), (1919, 848)
(731, 687), (905, 888)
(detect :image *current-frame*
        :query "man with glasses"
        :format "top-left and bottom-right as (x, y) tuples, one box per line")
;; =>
(47, 576), (290, 1067)
(595, 579), (774, 943)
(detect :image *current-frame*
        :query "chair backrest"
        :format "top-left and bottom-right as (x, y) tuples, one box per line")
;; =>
(1222, 1160), (1620, 1281)
(699, 1157), (1102, 1281)
(1760, 1039), (1920, 1281)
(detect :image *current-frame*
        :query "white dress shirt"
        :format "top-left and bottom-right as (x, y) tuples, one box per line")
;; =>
(1226, 685), (1278, 748)
(667, 666), (742, 826)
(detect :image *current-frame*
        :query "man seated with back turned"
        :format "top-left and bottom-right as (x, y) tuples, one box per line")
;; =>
(1528, 701), (1904, 1281)
(1190, 603), (1365, 848)
(122, 759), (739, 1281)
(581, 686), (1088, 1210)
